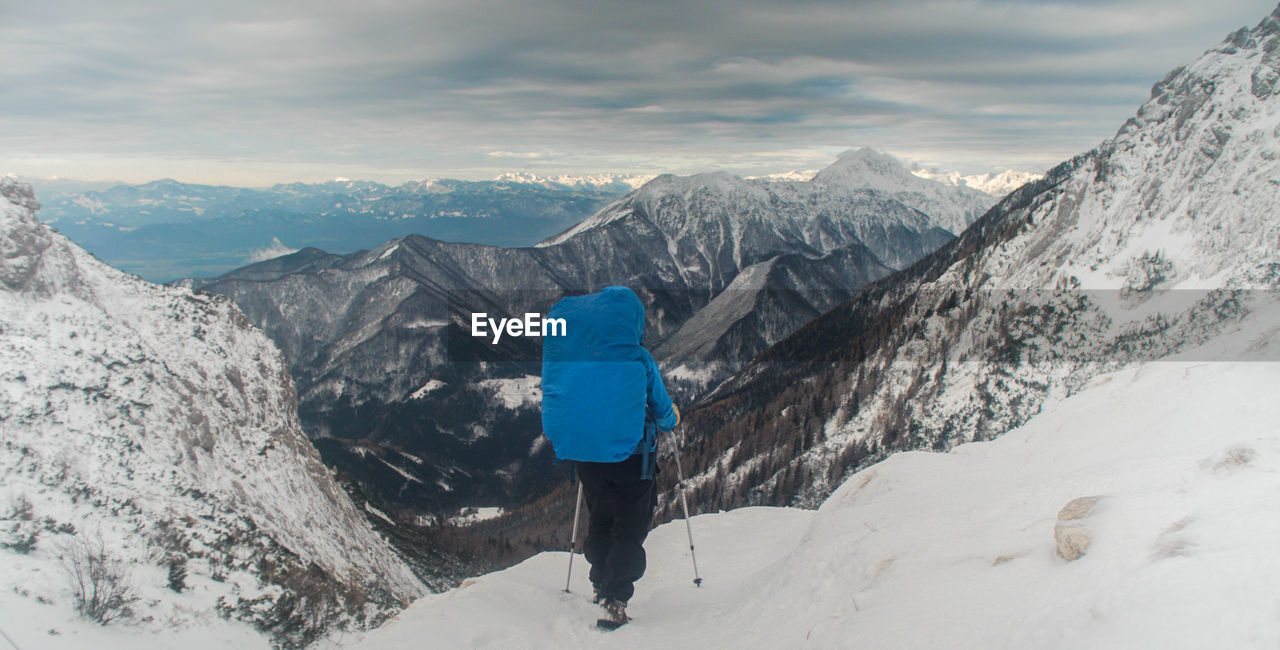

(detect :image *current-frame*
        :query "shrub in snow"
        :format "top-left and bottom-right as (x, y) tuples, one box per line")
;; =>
(57, 532), (138, 625)
(1208, 444), (1256, 472)
(2, 493), (40, 554)
(167, 556), (188, 593)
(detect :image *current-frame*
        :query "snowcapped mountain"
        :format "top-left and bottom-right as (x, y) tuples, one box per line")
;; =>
(0, 180), (423, 647)
(807, 148), (996, 235)
(745, 169), (818, 182)
(669, 6), (1280, 514)
(540, 156), (981, 268)
(346, 9), (1280, 633)
(348, 323), (1280, 648)
(184, 150), (988, 516)
(492, 172), (658, 193)
(911, 167), (1043, 197)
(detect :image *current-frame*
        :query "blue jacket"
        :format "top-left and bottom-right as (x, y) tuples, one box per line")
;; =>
(541, 287), (678, 465)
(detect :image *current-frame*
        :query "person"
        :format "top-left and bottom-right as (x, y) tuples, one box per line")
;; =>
(541, 286), (679, 628)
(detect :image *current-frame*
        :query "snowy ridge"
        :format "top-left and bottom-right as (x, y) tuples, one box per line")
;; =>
(492, 172), (657, 193)
(910, 167), (1043, 197)
(351, 312), (1280, 648)
(0, 180), (422, 646)
(539, 149), (992, 249)
(811, 148), (997, 235)
(682, 5), (1280, 514)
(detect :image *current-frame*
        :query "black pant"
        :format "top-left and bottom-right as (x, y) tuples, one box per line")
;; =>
(575, 454), (657, 603)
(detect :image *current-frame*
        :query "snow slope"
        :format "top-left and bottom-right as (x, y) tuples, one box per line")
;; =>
(0, 180), (422, 647)
(348, 308), (1280, 649)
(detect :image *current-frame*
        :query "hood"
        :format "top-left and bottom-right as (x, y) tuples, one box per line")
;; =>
(597, 285), (645, 344)
(545, 286), (647, 359)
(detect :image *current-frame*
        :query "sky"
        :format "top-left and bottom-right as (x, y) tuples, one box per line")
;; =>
(1, 0), (1275, 186)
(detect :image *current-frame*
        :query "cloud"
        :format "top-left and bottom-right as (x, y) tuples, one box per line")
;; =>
(0, 0), (1273, 182)
(247, 237), (298, 263)
(486, 151), (548, 159)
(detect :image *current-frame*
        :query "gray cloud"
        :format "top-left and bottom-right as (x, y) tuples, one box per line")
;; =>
(0, 0), (1274, 183)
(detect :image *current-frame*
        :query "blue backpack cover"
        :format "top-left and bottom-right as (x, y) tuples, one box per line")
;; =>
(541, 286), (677, 464)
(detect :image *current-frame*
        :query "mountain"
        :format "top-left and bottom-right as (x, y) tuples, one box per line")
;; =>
(2, 174), (124, 200)
(41, 178), (620, 281)
(348, 343), (1280, 648)
(492, 172), (658, 193)
(183, 150), (992, 516)
(803, 148), (996, 235)
(746, 169), (819, 181)
(910, 167), (1044, 197)
(0, 180), (425, 647)
(667, 7), (1280, 515)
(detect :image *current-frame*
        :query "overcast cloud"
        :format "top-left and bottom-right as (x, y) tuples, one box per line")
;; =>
(1, 0), (1275, 184)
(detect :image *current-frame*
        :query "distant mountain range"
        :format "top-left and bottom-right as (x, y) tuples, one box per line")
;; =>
(37, 178), (623, 281)
(910, 167), (1043, 197)
(491, 172), (658, 193)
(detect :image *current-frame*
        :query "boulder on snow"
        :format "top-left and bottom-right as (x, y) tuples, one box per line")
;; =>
(1054, 495), (1103, 561)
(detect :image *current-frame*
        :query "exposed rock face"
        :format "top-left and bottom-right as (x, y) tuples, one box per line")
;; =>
(1054, 496), (1103, 561)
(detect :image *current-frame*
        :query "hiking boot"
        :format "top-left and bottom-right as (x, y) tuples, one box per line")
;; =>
(596, 598), (629, 629)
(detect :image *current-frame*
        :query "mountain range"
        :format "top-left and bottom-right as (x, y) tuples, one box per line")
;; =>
(181, 149), (993, 516)
(40, 178), (621, 281)
(910, 167), (1044, 197)
(3, 4), (1279, 648)
(665, 6), (1280, 515)
(442, 5), (1280, 579)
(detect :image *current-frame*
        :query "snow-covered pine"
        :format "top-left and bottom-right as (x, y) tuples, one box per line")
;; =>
(676, 5), (1280, 513)
(0, 180), (423, 648)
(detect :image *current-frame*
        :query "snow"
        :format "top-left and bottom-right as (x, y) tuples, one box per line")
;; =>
(745, 169), (818, 182)
(538, 149), (993, 249)
(492, 172), (657, 192)
(446, 507), (506, 526)
(380, 457), (425, 484)
(365, 502), (397, 526)
(350, 331), (1280, 649)
(911, 167), (1044, 197)
(478, 375), (542, 410)
(409, 379), (446, 400)
(664, 362), (721, 385)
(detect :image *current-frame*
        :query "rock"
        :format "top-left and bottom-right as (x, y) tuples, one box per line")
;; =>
(1054, 496), (1103, 561)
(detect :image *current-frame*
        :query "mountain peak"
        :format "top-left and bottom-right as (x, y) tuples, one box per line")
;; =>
(812, 147), (911, 188)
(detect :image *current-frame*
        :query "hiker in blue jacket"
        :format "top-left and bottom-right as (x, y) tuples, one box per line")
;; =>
(541, 286), (679, 628)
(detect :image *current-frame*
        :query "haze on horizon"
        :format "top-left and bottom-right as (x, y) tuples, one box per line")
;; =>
(1, 0), (1274, 187)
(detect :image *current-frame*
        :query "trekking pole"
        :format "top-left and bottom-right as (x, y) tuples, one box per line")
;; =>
(564, 480), (584, 593)
(669, 424), (703, 587)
